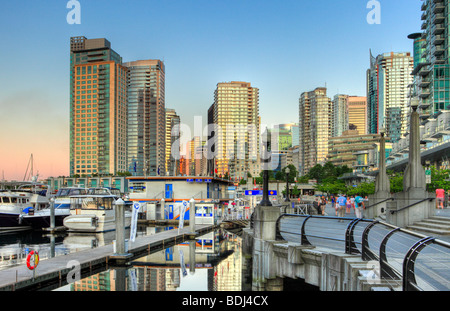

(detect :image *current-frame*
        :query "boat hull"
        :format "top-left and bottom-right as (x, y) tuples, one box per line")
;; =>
(63, 214), (132, 233)
(0, 213), (22, 227)
(21, 214), (67, 229)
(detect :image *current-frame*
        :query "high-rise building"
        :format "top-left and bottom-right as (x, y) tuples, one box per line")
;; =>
(209, 81), (260, 179)
(69, 37), (127, 176)
(348, 96), (368, 135)
(165, 108), (180, 175)
(367, 51), (413, 142)
(124, 59), (166, 176)
(332, 94), (349, 137)
(410, 0), (450, 120)
(299, 87), (332, 175)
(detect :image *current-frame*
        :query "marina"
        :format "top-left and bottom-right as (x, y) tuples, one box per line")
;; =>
(0, 223), (219, 291)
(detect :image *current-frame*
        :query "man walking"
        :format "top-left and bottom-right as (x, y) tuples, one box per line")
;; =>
(336, 194), (347, 220)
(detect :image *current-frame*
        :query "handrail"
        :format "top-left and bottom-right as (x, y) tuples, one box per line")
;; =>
(275, 214), (450, 291)
(365, 197), (394, 209)
(390, 198), (433, 214)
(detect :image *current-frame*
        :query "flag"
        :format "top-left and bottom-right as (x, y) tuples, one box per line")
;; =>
(179, 249), (187, 277)
(130, 202), (141, 242)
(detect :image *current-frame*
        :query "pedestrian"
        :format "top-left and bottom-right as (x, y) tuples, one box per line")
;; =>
(436, 188), (445, 209)
(320, 196), (327, 216)
(350, 196), (355, 213)
(354, 195), (365, 219)
(313, 196), (321, 215)
(336, 194), (347, 220)
(346, 196), (352, 214)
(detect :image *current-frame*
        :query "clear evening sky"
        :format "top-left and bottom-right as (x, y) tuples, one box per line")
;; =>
(0, 0), (421, 180)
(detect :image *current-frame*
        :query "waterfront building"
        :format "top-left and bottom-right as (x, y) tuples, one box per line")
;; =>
(366, 51), (414, 142)
(209, 82), (260, 180)
(126, 176), (234, 202)
(69, 37), (127, 176)
(327, 130), (382, 170)
(299, 87), (333, 175)
(124, 59), (166, 177)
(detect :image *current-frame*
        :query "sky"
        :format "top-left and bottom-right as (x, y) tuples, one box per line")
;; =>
(0, 0), (422, 181)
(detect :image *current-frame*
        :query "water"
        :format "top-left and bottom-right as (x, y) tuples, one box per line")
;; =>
(53, 229), (246, 291)
(0, 226), (249, 291)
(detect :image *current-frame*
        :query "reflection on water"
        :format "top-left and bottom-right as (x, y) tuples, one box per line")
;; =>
(54, 229), (246, 291)
(0, 225), (165, 271)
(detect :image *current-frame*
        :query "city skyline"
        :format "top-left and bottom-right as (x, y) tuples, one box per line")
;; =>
(0, 0), (422, 180)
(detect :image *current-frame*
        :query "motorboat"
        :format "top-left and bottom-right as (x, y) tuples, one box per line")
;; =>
(0, 183), (49, 229)
(53, 187), (88, 209)
(63, 195), (131, 233)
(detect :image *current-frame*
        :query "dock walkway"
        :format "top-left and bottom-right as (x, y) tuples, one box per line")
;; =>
(0, 224), (216, 291)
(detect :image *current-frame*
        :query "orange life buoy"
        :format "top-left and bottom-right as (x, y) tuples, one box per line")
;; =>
(26, 250), (39, 270)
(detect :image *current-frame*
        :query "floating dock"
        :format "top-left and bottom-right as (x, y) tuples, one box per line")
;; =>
(0, 224), (216, 291)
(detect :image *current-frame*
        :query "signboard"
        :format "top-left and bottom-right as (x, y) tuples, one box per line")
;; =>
(426, 169), (431, 184)
(204, 179), (212, 183)
(195, 179), (203, 182)
(186, 179), (194, 182)
(244, 190), (277, 196)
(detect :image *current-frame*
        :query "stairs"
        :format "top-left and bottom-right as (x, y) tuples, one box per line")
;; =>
(407, 216), (450, 235)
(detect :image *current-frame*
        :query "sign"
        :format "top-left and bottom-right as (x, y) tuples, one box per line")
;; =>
(195, 179), (203, 182)
(245, 190), (277, 196)
(426, 169), (431, 184)
(130, 202), (141, 242)
(186, 179), (194, 182)
(204, 179), (212, 183)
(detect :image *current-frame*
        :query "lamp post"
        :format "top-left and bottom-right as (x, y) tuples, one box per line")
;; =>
(285, 167), (290, 202)
(260, 128), (272, 206)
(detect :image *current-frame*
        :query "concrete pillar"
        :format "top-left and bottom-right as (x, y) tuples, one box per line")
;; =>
(114, 198), (126, 255)
(189, 198), (196, 233)
(403, 104), (426, 190)
(368, 129), (391, 219)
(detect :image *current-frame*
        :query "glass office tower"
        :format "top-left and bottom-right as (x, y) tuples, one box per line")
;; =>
(124, 60), (166, 176)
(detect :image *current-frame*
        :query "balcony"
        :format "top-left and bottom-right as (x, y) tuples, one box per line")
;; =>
(433, 13), (445, 24)
(433, 4), (445, 13)
(434, 34), (445, 45)
(434, 46), (445, 56)
(419, 91), (431, 98)
(433, 25), (445, 35)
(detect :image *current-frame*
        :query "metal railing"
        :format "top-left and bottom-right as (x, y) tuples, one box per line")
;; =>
(275, 214), (450, 291)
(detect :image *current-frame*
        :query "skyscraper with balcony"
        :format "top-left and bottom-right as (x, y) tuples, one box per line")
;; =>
(411, 0), (450, 120)
(366, 51), (413, 142)
(124, 59), (166, 176)
(209, 81), (260, 179)
(299, 87), (332, 175)
(69, 37), (127, 176)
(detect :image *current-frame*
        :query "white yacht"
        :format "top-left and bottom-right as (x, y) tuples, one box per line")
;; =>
(0, 183), (49, 229)
(63, 195), (131, 233)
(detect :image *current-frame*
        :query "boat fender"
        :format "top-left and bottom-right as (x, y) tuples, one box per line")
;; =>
(26, 250), (39, 270)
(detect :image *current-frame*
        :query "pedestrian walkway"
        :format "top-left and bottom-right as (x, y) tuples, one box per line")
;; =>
(321, 202), (450, 243)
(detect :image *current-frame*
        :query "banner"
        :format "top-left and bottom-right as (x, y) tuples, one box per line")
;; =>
(179, 249), (187, 277)
(179, 200), (188, 230)
(130, 202), (141, 242)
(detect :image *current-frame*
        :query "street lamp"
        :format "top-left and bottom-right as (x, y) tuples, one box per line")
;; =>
(285, 167), (290, 202)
